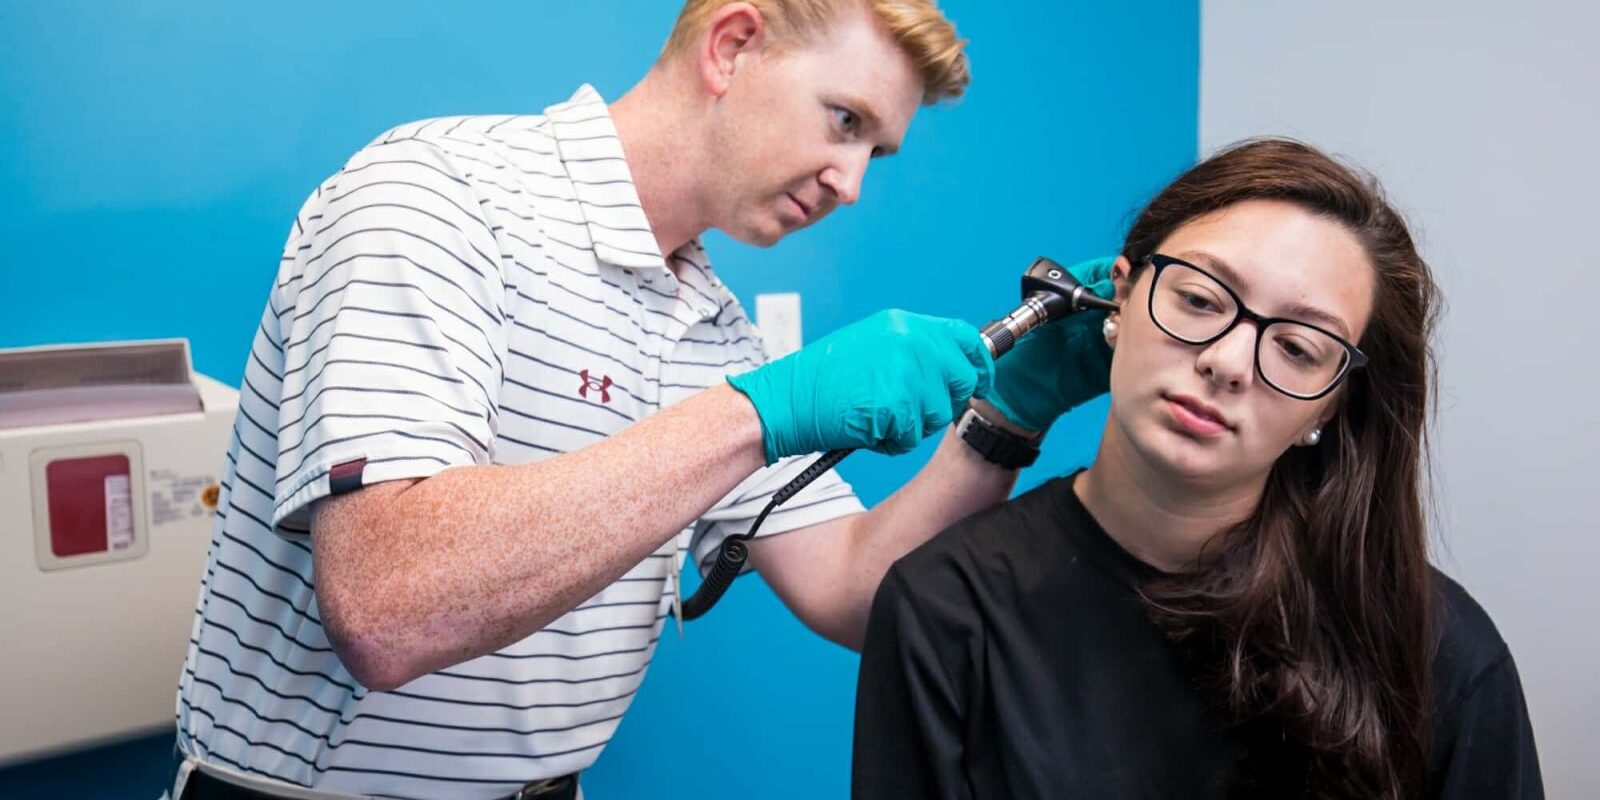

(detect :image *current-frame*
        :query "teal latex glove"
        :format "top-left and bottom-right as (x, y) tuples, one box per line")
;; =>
(983, 256), (1117, 433)
(728, 309), (994, 464)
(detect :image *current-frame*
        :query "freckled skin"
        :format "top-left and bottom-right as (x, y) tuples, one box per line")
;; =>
(314, 384), (766, 688)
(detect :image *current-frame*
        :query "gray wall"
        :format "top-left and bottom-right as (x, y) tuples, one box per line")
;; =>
(1200, 2), (1599, 795)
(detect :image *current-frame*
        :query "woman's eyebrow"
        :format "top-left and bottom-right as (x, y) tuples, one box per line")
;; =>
(1282, 300), (1352, 339)
(1180, 250), (1353, 339)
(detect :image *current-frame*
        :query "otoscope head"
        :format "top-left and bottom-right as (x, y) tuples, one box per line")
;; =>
(978, 256), (1122, 358)
(1022, 256), (1120, 314)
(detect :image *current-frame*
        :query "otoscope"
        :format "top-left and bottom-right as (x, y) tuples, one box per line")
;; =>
(679, 256), (1120, 621)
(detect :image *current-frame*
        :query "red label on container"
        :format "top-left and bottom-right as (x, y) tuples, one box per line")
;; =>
(45, 454), (132, 557)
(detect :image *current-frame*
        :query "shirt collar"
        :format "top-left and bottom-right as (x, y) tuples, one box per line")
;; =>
(544, 85), (731, 318)
(543, 85), (672, 273)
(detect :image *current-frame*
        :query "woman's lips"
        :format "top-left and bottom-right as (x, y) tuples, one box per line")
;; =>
(1164, 393), (1233, 437)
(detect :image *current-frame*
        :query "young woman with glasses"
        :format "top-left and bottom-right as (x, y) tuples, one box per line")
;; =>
(851, 139), (1543, 799)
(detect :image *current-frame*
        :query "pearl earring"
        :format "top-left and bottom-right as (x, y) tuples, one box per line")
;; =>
(1102, 317), (1118, 343)
(1303, 429), (1322, 446)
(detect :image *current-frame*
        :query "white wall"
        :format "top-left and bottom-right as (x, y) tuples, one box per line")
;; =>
(1201, 2), (1599, 795)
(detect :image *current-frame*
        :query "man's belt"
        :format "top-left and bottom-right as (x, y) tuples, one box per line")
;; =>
(183, 766), (578, 800)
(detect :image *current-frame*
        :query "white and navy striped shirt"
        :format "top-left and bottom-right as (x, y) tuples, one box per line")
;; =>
(175, 85), (864, 799)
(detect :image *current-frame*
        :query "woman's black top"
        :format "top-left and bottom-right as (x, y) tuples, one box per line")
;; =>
(852, 475), (1543, 799)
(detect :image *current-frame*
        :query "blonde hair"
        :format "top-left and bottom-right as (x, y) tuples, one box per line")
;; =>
(660, 0), (970, 103)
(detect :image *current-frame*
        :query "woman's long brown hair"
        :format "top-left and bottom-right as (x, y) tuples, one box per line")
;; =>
(1122, 139), (1441, 798)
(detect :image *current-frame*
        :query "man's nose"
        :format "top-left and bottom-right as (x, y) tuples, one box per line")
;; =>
(820, 154), (868, 206)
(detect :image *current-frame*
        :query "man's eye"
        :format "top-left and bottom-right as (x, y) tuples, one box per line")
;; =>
(833, 107), (859, 133)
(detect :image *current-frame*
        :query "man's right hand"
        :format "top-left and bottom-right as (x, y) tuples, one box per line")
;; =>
(728, 309), (994, 464)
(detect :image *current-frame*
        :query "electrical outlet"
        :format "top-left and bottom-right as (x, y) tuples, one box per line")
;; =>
(755, 293), (802, 359)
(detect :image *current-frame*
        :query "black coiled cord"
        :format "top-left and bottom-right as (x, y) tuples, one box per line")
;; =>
(679, 447), (853, 620)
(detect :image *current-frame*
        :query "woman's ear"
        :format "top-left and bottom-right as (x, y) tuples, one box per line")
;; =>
(1101, 256), (1135, 349)
(1110, 256), (1135, 313)
(698, 3), (767, 98)
(1307, 393), (1347, 442)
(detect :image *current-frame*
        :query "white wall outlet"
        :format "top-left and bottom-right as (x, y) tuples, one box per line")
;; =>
(755, 292), (803, 359)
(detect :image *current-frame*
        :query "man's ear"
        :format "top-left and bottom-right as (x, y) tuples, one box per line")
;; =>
(697, 2), (767, 98)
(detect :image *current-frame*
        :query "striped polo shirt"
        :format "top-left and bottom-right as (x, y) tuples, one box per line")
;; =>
(175, 85), (865, 799)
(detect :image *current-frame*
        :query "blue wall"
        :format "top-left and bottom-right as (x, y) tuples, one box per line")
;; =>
(0, 2), (1197, 797)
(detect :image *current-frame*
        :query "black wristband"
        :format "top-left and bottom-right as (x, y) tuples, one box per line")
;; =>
(956, 406), (1040, 469)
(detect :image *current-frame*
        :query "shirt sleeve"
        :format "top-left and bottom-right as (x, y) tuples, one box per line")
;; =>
(688, 454), (865, 578)
(851, 565), (973, 800)
(270, 135), (507, 535)
(1430, 651), (1545, 799)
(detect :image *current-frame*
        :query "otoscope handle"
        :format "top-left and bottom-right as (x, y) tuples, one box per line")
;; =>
(979, 319), (1016, 358)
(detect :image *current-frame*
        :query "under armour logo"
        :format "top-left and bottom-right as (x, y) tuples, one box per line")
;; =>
(578, 370), (613, 404)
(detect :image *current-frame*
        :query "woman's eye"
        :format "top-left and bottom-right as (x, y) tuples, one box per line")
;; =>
(833, 107), (859, 133)
(1178, 291), (1220, 312)
(1277, 337), (1320, 366)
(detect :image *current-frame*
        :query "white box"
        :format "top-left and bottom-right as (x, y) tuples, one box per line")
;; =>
(0, 339), (238, 765)
(755, 292), (803, 359)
